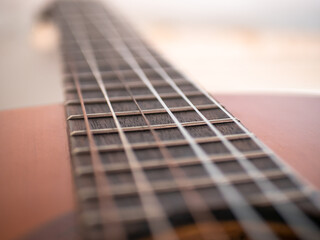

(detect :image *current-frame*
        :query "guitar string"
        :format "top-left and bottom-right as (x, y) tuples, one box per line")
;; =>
(67, 60), (126, 239)
(60, 0), (320, 239)
(59, 4), (318, 239)
(59, 5), (179, 240)
(81, 4), (279, 240)
(106, 7), (320, 239)
(60, 13), (318, 207)
(63, 3), (262, 238)
(62, 13), (179, 240)
(103, 0), (320, 214)
(88, 19), (230, 240)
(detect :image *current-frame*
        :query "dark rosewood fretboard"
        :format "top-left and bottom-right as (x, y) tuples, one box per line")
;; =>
(48, 1), (320, 239)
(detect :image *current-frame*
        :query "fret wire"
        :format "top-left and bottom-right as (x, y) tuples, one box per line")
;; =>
(106, 45), (228, 240)
(84, 8), (278, 240)
(62, 60), (167, 73)
(63, 51), (162, 63)
(79, 189), (311, 227)
(62, 53), (159, 67)
(78, 169), (288, 198)
(67, 62), (125, 239)
(63, 66), (177, 79)
(70, 118), (235, 136)
(65, 91), (203, 105)
(67, 104), (218, 120)
(79, 171), (299, 200)
(64, 78), (189, 92)
(75, 151), (271, 176)
(72, 134), (253, 155)
(110, 12), (320, 239)
(62, 43), (155, 56)
(61, 8), (179, 240)
(60, 35), (139, 45)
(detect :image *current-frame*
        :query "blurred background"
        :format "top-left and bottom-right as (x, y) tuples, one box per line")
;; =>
(0, 0), (320, 110)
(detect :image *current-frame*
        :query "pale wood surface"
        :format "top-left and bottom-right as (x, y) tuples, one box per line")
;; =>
(0, 94), (319, 240)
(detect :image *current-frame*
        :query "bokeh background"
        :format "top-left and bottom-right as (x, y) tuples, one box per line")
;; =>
(0, 0), (320, 110)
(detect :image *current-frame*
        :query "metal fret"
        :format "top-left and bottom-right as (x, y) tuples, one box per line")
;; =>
(67, 104), (218, 120)
(72, 133), (253, 155)
(74, 151), (271, 176)
(63, 64), (172, 78)
(80, 188), (314, 225)
(65, 91), (203, 104)
(70, 118), (235, 136)
(78, 170), (293, 198)
(64, 78), (189, 92)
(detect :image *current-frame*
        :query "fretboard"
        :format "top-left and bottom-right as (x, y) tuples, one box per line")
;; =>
(49, 1), (320, 239)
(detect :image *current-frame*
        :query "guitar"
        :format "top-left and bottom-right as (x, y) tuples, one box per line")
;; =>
(0, 0), (319, 239)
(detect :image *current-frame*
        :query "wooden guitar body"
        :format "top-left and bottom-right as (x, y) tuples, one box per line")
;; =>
(1, 94), (319, 240)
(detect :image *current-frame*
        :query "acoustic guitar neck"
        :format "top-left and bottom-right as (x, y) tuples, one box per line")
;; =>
(46, 0), (320, 239)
